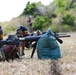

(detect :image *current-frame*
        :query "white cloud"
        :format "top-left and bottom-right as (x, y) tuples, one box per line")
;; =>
(0, 0), (53, 22)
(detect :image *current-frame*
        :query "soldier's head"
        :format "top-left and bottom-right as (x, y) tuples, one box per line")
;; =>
(28, 15), (32, 20)
(16, 25), (29, 37)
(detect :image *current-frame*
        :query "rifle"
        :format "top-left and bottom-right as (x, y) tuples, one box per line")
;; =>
(53, 32), (70, 44)
(30, 33), (70, 58)
(0, 33), (70, 60)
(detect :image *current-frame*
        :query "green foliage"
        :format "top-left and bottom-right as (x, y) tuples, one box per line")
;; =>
(55, 0), (71, 14)
(56, 0), (65, 7)
(33, 16), (51, 30)
(51, 14), (57, 18)
(1, 0), (76, 35)
(55, 0), (71, 8)
(21, 2), (35, 16)
(62, 14), (75, 26)
(21, 2), (42, 17)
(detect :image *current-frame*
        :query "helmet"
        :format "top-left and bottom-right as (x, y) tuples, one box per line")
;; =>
(16, 25), (29, 37)
(29, 15), (32, 19)
(17, 25), (28, 31)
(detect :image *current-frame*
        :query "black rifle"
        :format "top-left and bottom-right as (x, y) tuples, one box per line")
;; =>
(0, 33), (70, 59)
(30, 33), (70, 58)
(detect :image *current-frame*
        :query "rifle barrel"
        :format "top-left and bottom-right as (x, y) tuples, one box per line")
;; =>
(55, 35), (71, 38)
(0, 40), (6, 46)
(0, 34), (71, 46)
(24, 35), (41, 42)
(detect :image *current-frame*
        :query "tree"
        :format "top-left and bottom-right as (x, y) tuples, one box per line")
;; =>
(21, 2), (42, 17)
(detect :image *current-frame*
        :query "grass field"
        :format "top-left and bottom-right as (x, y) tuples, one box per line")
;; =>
(0, 32), (76, 75)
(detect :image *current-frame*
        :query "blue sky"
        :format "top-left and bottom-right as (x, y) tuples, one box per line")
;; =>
(0, 0), (53, 22)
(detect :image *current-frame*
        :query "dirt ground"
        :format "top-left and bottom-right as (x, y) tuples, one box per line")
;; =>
(0, 32), (76, 75)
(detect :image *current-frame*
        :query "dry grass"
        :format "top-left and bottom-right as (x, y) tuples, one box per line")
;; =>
(58, 32), (76, 75)
(0, 32), (76, 75)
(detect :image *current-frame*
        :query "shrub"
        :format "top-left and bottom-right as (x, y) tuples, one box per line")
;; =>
(52, 14), (57, 18)
(62, 14), (75, 26)
(33, 16), (51, 30)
